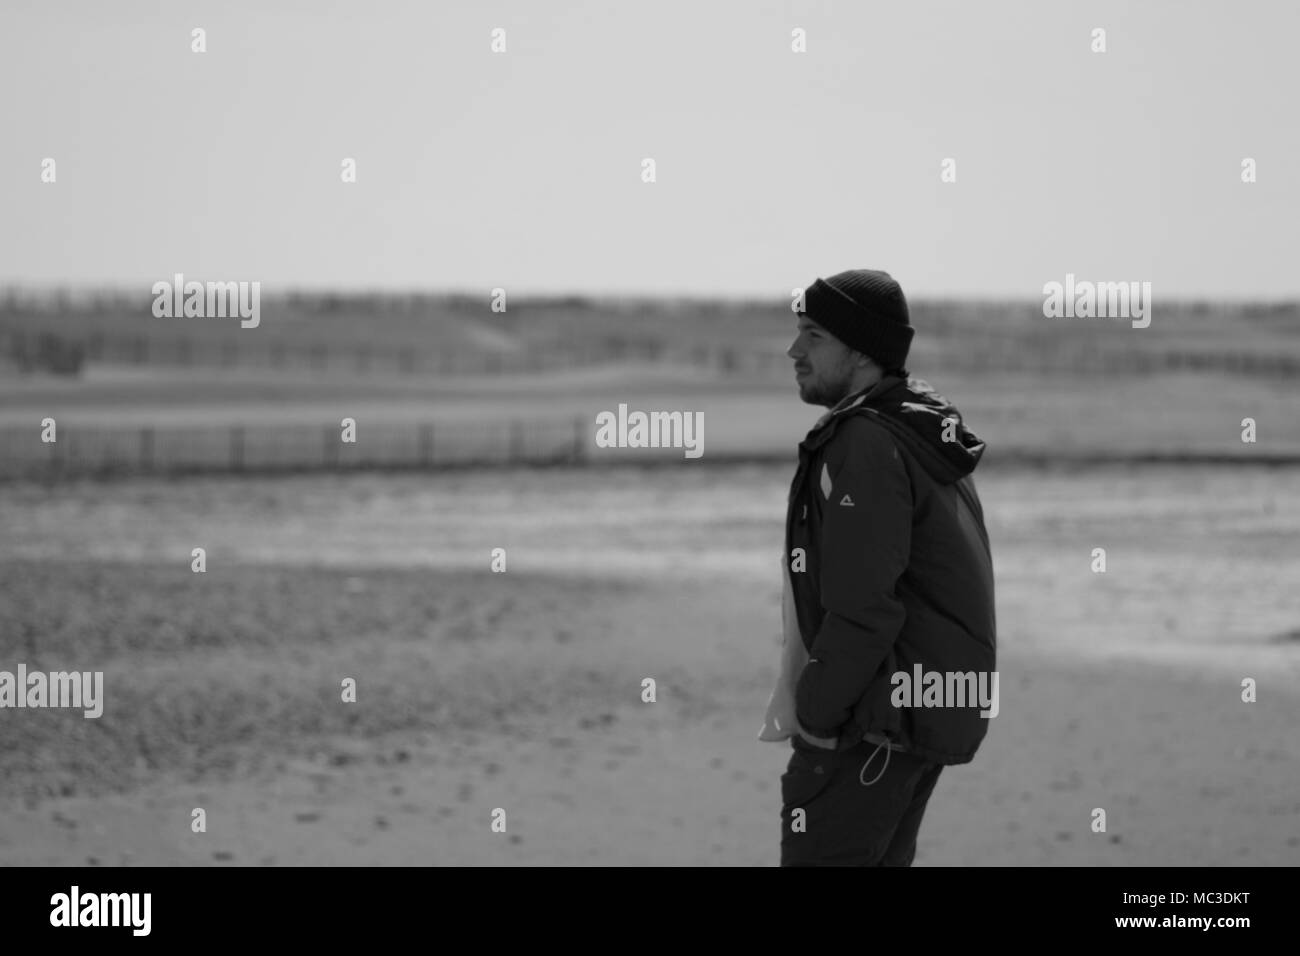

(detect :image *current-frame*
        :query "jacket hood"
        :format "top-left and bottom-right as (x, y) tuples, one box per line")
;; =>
(831, 375), (986, 484)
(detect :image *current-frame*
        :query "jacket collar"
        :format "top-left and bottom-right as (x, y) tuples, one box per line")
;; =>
(800, 375), (906, 453)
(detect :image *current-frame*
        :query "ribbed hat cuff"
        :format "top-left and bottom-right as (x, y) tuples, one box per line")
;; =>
(805, 278), (914, 369)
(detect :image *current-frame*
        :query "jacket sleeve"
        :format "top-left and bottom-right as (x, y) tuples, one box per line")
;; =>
(794, 418), (912, 738)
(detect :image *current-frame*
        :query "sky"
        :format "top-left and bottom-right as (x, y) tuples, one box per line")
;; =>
(1, 0), (1296, 300)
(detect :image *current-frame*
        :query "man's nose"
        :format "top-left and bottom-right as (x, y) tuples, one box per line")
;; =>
(786, 339), (802, 360)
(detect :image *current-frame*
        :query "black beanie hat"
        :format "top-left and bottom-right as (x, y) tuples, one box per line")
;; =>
(803, 269), (913, 371)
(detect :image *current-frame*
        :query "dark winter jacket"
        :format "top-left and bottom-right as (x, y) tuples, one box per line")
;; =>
(788, 374), (997, 765)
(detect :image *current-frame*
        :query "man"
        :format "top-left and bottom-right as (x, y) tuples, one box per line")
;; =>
(758, 268), (996, 866)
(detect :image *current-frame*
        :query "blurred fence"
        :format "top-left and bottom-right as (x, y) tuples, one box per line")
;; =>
(0, 419), (591, 482)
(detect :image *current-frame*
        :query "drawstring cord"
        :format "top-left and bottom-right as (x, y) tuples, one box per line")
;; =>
(859, 740), (891, 787)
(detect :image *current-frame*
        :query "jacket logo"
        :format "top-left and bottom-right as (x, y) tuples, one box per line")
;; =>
(839, 494), (855, 507)
(819, 463), (832, 500)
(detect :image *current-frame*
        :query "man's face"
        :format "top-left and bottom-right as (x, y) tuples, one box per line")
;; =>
(787, 315), (860, 408)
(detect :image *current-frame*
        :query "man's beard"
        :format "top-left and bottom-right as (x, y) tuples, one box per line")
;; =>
(798, 368), (854, 408)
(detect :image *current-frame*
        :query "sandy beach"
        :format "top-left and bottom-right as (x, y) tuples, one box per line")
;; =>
(2, 463), (1297, 866)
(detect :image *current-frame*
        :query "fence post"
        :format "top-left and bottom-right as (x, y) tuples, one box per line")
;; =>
(573, 415), (586, 463)
(509, 421), (524, 463)
(324, 424), (338, 468)
(230, 426), (245, 472)
(419, 423), (434, 468)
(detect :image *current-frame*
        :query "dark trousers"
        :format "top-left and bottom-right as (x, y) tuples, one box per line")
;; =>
(780, 738), (944, 866)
